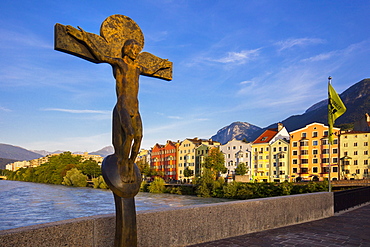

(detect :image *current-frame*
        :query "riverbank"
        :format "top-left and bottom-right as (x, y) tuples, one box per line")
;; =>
(0, 180), (234, 231)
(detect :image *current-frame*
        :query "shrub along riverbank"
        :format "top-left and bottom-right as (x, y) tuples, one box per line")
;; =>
(140, 177), (329, 200)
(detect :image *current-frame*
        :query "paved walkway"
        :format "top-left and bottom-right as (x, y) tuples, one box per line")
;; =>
(188, 203), (370, 247)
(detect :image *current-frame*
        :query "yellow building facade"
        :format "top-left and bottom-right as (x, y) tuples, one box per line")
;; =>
(290, 123), (340, 181)
(270, 139), (290, 182)
(339, 131), (370, 179)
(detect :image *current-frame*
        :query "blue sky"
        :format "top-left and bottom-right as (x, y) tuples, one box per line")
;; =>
(1, 0), (370, 152)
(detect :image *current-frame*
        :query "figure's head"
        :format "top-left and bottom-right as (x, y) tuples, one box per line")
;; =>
(122, 39), (140, 60)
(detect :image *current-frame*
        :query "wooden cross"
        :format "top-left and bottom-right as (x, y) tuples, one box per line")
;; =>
(54, 15), (172, 247)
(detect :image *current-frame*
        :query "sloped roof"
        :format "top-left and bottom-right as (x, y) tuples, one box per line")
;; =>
(252, 129), (278, 144)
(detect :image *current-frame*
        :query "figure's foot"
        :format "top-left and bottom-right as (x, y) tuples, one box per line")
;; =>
(118, 161), (135, 183)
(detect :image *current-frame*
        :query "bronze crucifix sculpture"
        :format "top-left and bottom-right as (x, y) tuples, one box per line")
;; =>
(54, 14), (172, 246)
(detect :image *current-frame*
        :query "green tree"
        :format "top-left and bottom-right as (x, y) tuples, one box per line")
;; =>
(92, 175), (108, 189)
(137, 160), (150, 177)
(235, 162), (248, 175)
(77, 159), (101, 179)
(148, 177), (166, 193)
(204, 147), (227, 179)
(62, 168), (88, 187)
(183, 167), (194, 178)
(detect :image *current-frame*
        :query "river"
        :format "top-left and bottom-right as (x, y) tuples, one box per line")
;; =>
(0, 180), (232, 231)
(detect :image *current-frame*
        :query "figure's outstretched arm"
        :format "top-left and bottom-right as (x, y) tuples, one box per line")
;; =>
(140, 59), (170, 75)
(66, 25), (118, 65)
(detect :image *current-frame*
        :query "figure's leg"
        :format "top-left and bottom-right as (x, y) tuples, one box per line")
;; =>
(113, 104), (135, 182)
(129, 114), (143, 165)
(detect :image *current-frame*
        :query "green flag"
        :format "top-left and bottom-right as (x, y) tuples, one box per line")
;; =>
(328, 82), (346, 144)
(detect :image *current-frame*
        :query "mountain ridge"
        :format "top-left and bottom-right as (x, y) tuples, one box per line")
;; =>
(211, 78), (370, 143)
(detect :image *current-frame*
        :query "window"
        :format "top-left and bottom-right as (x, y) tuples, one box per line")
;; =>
(313, 131), (318, 137)
(293, 142), (298, 147)
(293, 159), (298, 164)
(301, 150), (308, 155)
(313, 140), (318, 146)
(273, 147), (277, 152)
(333, 139), (338, 144)
(365, 151), (368, 155)
(356, 169), (360, 174)
(354, 151), (358, 155)
(313, 167), (318, 173)
(333, 158), (338, 163)
(301, 168), (308, 173)
(301, 159), (308, 164)
(364, 160), (368, 165)
(293, 168), (298, 173)
(279, 147), (282, 152)
(313, 149), (318, 155)
(324, 131), (328, 136)
(322, 149), (329, 154)
(365, 169), (369, 175)
(322, 140), (329, 145)
(322, 158), (329, 163)
(313, 158), (318, 164)
(333, 167), (338, 172)
(273, 162), (277, 167)
(354, 160), (358, 165)
(284, 147), (287, 151)
(279, 162), (284, 167)
(354, 142), (358, 147)
(364, 142), (368, 146)
(332, 148), (338, 154)
(302, 132), (307, 138)
(293, 150), (298, 155)
(300, 140), (308, 146)
(343, 143), (348, 147)
(279, 171), (285, 175)
(344, 151), (348, 156)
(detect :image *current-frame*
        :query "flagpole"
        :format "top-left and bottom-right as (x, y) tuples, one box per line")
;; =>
(328, 76), (332, 192)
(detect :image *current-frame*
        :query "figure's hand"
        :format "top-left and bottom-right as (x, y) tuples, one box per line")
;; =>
(66, 25), (85, 41)
(159, 59), (171, 69)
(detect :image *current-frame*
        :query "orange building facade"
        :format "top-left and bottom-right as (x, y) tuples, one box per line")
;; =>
(289, 123), (340, 181)
(150, 141), (178, 181)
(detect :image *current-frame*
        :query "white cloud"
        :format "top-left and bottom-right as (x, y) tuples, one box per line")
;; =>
(239, 80), (254, 85)
(0, 106), (11, 112)
(212, 49), (260, 64)
(275, 38), (325, 52)
(301, 52), (335, 62)
(168, 116), (183, 119)
(42, 108), (110, 114)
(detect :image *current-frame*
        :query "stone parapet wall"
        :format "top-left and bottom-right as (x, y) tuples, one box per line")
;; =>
(0, 192), (333, 247)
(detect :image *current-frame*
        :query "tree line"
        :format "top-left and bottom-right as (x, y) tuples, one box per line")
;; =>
(2, 152), (108, 189)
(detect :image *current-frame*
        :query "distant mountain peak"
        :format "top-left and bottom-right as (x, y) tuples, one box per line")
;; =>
(211, 122), (262, 144)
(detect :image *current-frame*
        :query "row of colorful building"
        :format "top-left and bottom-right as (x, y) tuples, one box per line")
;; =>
(5, 152), (103, 171)
(136, 121), (370, 183)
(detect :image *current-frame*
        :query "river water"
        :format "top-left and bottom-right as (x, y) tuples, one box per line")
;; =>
(0, 180), (232, 231)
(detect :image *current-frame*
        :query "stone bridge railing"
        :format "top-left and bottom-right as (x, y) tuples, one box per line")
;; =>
(0, 192), (333, 247)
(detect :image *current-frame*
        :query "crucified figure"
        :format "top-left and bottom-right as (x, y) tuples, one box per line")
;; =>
(66, 26), (169, 183)
(55, 15), (172, 246)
